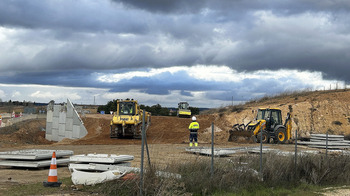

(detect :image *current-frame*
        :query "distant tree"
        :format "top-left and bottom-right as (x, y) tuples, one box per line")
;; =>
(100, 100), (170, 116)
(189, 106), (200, 115)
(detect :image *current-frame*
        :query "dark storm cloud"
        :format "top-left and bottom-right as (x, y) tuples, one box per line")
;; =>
(116, 0), (350, 15)
(0, 0), (149, 34)
(1, 0), (350, 91)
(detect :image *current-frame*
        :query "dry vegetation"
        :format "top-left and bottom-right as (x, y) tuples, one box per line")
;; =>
(90, 153), (350, 195)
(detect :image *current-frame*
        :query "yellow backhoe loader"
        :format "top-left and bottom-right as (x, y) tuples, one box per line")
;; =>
(229, 105), (293, 144)
(110, 99), (151, 138)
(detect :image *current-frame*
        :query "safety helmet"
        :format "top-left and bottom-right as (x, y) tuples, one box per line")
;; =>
(192, 116), (196, 121)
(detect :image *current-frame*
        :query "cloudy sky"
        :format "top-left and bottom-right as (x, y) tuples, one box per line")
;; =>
(0, 0), (349, 108)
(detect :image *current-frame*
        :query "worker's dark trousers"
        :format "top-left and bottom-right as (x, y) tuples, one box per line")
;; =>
(189, 131), (198, 143)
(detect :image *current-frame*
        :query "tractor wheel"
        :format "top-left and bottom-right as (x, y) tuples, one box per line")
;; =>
(257, 131), (269, 143)
(276, 128), (287, 144)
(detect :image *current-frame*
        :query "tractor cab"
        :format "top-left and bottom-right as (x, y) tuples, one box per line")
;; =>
(256, 108), (282, 131)
(118, 101), (136, 115)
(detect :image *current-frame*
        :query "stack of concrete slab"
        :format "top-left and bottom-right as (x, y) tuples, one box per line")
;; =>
(0, 149), (73, 168)
(68, 154), (135, 185)
(46, 99), (88, 141)
(298, 134), (350, 149)
(69, 154), (134, 172)
(185, 147), (269, 156)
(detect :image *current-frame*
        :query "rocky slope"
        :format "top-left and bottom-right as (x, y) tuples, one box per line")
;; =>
(222, 89), (350, 138)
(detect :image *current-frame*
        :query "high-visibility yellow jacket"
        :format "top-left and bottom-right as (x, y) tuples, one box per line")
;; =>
(189, 122), (199, 131)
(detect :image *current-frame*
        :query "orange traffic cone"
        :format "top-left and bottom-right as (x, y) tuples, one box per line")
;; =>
(43, 151), (62, 187)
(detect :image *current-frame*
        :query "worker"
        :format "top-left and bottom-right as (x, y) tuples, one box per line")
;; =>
(188, 116), (199, 147)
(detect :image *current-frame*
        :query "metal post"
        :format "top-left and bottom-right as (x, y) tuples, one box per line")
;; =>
(211, 122), (214, 178)
(144, 132), (151, 167)
(140, 110), (146, 196)
(260, 126), (263, 177)
(295, 128), (298, 178)
(142, 111), (151, 167)
(326, 131), (328, 158)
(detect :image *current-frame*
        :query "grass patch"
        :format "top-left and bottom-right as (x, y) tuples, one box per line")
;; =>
(2, 177), (73, 196)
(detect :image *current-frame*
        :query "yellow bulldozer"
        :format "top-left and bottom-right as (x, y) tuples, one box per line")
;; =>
(229, 105), (293, 144)
(110, 99), (151, 138)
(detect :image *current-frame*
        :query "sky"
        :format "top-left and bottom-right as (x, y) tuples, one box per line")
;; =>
(0, 0), (349, 108)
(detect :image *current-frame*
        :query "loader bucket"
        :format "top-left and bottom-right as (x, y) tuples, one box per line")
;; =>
(228, 124), (254, 143)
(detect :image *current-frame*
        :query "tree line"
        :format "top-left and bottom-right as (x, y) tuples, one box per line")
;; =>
(97, 100), (199, 116)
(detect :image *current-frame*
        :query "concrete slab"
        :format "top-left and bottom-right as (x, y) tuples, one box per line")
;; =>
(0, 158), (70, 168)
(308, 145), (350, 149)
(311, 134), (344, 138)
(311, 138), (345, 142)
(0, 149), (73, 160)
(70, 154), (134, 164)
(69, 162), (132, 171)
(185, 147), (264, 156)
(298, 141), (350, 146)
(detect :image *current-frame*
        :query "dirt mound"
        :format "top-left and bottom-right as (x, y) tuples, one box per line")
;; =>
(66, 114), (232, 145)
(0, 119), (53, 147)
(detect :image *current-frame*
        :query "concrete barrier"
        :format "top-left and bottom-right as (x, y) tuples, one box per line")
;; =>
(45, 99), (87, 141)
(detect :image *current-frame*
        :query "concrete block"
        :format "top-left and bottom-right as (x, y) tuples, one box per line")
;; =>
(79, 126), (88, 138)
(72, 125), (80, 138)
(73, 114), (81, 125)
(53, 105), (61, 117)
(46, 110), (53, 122)
(52, 128), (59, 141)
(58, 136), (65, 141)
(66, 118), (73, 131)
(52, 117), (59, 129)
(65, 130), (73, 138)
(59, 112), (66, 124)
(67, 104), (74, 118)
(46, 122), (52, 134)
(45, 134), (52, 141)
(59, 124), (65, 137)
